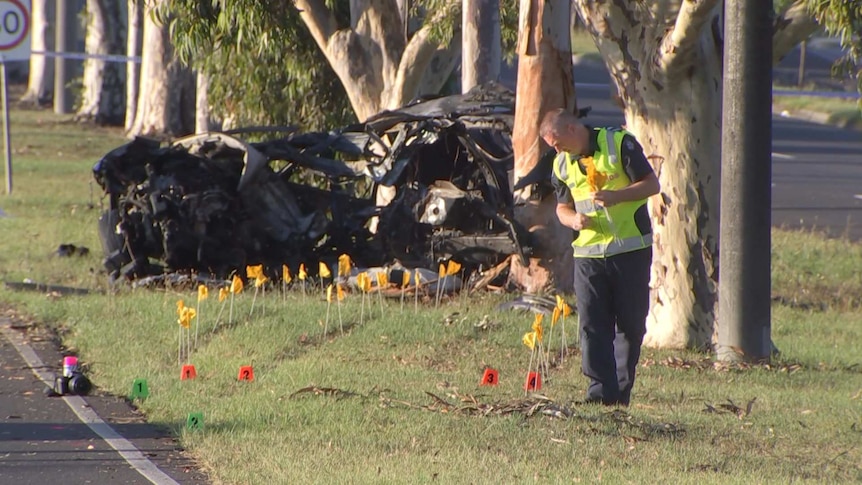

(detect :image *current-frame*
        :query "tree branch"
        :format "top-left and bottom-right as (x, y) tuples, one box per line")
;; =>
(390, 1), (459, 108)
(356, 0), (406, 88)
(657, 0), (721, 76)
(773, 1), (819, 63)
(296, 0), (386, 119)
(648, 0), (681, 31)
(294, 0), (338, 59)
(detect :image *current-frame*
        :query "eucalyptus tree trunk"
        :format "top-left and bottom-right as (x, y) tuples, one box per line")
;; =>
(77, 0), (124, 124)
(510, 0), (575, 294)
(195, 72), (209, 133)
(20, 0), (53, 107)
(128, 0), (194, 138)
(125, 0), (142, 131)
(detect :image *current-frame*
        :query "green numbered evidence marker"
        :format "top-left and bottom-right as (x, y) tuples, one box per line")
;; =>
(130, 378), (149, 400)
(186, 412), (204, 430)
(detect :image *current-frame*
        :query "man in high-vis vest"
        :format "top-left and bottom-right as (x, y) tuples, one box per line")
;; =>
(540, 108), (660, 406)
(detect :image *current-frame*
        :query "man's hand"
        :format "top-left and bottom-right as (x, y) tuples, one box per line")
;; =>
(591, 190), (620, 208)
(570, 212), (592, 231)
(593, 173), (660, 207)
(556, 203), (592, 231)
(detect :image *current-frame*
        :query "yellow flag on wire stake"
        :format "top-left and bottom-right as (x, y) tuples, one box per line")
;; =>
(324, 283), (333, 336)
(195, 285), (207, 350)
(400, 270), (410, 313)
(230, 275), (243, 294)
(435, 264), (446, 308)
(522, 331), (537, 350)
(214, 286), (229, 331)
(338, 254), (352, 277)
(335, 283), (345, 334)
(522, 330), (538, 396)
(228, 275), (242, 324)
(375, 271), (388, 317)
(298, 263), (307, 299)
(357, 272), (372, 325)
(414, 269), (421, 313)
(249, 270), (269, 318)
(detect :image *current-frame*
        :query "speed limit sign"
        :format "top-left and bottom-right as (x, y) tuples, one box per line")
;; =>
(0, 0), (30, 61)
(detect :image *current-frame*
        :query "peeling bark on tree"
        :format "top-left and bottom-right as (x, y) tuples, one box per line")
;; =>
(627, 71), (723, 350)
(511, 0), (576, 294)
(128, 0), (194, 138)
(77, 0), (124, 125)
(20, 0), (53, 107)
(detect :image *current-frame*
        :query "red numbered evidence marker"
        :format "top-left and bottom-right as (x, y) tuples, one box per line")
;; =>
(180, 364), (197, 380)
(480, 368), (499, 386)
(237, 365), (255, 381)
(524, 372), (542, 391)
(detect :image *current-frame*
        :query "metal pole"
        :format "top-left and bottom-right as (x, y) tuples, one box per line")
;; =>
(717, 0), (773, 362)
(2, 58), (11, 194)
(797, 40), (807, 88)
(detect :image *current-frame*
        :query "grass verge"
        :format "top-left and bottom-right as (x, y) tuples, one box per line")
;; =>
(774, 92), (862, 129)
(1, 104), (861, 484)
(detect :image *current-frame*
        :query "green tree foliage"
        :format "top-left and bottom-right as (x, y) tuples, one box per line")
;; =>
(166, 1), (355, 131)
(165, 0), (520, 131)
(803, 0), (862, 94)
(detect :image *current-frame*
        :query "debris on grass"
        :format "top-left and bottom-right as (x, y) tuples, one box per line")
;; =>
(703, 397), (757, 419)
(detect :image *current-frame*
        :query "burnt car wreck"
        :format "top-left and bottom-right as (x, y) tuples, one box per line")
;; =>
(93, 83), (532, 283)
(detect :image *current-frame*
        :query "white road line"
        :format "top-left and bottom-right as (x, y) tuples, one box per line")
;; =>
(772, 152), (795, 160)
(1, 323), (180, 485)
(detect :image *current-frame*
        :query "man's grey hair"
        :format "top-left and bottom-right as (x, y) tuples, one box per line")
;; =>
(539, 108), (580, 139)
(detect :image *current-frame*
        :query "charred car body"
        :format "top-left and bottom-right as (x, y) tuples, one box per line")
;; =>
(93, 83), (532, 282)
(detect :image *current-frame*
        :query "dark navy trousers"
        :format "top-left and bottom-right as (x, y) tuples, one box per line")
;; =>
(573, 247), (652, 405)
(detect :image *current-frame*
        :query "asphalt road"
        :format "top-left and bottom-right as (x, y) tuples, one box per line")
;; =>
(771, 116), (862, 241)
(0, 316), (209, 485)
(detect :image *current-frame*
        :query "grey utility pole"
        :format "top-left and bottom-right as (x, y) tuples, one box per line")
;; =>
(717, 0), (773, 362)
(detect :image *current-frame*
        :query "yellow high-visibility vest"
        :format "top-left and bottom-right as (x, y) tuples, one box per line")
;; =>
(553, 128), (652, 258)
